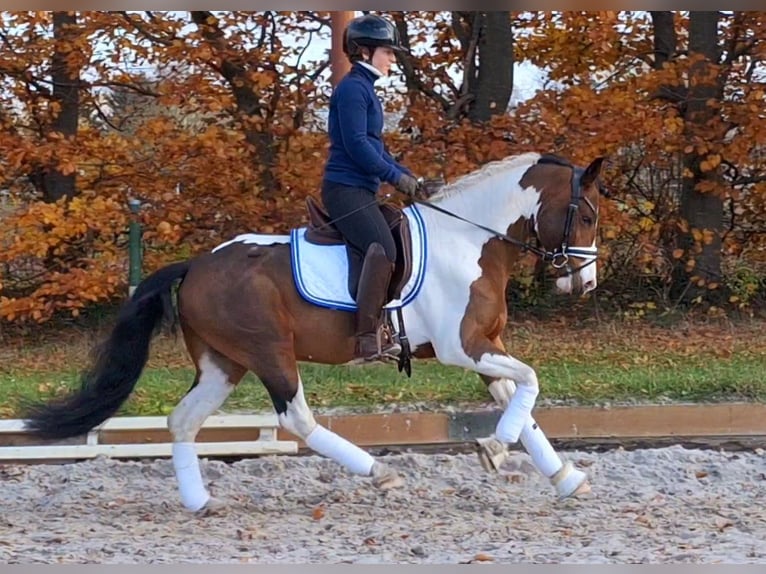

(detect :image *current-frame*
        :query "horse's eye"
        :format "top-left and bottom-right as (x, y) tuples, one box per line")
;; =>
(581, 215), (593, 226)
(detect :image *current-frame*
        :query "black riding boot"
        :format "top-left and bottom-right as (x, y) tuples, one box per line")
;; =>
(354, 243), (402, 361)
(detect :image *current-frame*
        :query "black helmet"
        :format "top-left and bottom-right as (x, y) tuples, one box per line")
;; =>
(343, 14), (404, 57)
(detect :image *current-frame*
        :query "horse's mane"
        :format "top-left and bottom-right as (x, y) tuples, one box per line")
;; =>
(426, 152), (542, 201)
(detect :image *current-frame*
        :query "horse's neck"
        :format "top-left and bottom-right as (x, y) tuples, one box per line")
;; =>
(427, 166), (541, 239)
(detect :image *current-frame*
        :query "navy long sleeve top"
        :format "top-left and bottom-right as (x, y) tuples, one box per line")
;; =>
(322, 62), (412, 193)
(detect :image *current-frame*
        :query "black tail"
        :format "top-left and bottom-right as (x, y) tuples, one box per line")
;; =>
(23, 260), (191, 440)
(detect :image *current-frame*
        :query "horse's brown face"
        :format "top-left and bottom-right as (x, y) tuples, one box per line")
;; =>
(532, 156), (604, 296)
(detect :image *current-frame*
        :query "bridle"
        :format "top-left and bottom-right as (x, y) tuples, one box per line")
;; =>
(409, 156), (605, 277)
(548, 160), (600, 275)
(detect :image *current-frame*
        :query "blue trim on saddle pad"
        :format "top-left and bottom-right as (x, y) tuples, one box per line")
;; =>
(290, 204), (427, 312)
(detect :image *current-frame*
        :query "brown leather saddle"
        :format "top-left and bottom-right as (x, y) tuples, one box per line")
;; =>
(303, 195), (414, 302)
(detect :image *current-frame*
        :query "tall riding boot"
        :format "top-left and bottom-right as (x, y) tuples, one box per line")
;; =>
(354, 243), (402, 361)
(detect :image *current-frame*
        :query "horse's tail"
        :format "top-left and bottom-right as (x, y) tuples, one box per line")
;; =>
(23, 260), (191, 440)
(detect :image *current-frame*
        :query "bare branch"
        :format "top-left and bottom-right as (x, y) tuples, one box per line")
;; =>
(118, 11), (175, 47)
(391, 12), (452, 114)
(733, 175), (766, 186)
(459, 13), (481, 97)
(88, 98), (124, 132)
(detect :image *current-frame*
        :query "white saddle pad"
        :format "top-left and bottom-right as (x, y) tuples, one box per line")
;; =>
(290, 204), (427, 311)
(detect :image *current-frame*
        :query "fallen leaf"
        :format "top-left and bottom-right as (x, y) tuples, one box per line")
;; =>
(714, 517), (733, 532)
(236, 528), (254, 541)
(312, 505), (325, 520)
(634, 513), (655, 529)
(695, 471), (709, 479)
(473, 553), (494, 562)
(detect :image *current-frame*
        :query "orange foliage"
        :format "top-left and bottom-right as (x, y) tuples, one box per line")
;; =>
(1, 11), (766, 324)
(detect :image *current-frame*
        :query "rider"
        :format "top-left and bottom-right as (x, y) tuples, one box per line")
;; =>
(321, 13), (422, 362)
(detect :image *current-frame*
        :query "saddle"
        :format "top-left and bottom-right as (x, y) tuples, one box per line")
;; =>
(303, 195), (414, 302)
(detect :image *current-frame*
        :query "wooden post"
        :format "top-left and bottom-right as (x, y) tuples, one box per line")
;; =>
(331, 11), (355, 87)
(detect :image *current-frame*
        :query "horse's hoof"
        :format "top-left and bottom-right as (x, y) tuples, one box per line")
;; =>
(475, 436), (508, 473)
(194, 496), (226, 517)
(551, 462), (591, 500)
(371, 462), (404, 490)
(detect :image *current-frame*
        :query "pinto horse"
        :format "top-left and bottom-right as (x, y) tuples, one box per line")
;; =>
(24, 151), (607, 514)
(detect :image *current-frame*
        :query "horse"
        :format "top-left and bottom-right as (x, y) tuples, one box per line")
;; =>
(23, 151), (608, 515)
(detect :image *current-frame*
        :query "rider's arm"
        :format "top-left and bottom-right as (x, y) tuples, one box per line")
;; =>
(336, 83), (404, 185)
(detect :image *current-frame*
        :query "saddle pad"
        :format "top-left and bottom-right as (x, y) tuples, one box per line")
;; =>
(290, 204), (427, 311)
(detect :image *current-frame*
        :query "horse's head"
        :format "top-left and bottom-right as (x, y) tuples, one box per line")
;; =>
(523, 154), (607, 296)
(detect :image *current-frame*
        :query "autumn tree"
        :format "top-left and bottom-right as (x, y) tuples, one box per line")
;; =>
(1, 10), (765, 326)
(391, 11), (514, 123)
(512, 11), (766, 308)
(0, 11), (333, 323)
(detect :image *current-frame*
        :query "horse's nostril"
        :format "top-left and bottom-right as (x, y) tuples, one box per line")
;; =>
(583, 279), (597, 292)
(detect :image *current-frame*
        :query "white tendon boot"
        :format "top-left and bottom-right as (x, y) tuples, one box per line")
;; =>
(550, 460), (591, 499)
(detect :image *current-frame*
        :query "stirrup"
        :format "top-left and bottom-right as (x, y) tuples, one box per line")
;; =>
(376, 322), (401, 359)
(354, 328), (401, 362)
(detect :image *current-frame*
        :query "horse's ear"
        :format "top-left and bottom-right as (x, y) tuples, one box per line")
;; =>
(582, 157), (605, 187)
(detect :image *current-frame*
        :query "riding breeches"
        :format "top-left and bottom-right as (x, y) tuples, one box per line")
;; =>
(320, 180), (397, 264)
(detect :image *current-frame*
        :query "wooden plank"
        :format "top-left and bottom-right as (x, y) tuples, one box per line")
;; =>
(531, 403), (766, 438)
(0, 414), (279, 434)
(272, 412), (451, 448)
(2, 404), (765, 464)
(0, 440), (297, 461)
(100, 427), (268, 445)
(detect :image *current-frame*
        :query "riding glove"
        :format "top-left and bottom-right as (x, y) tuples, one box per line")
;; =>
(395, 173), (421, 196)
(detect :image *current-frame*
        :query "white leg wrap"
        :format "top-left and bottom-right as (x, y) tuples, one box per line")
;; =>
(520, 417), (563, 477)
(172, 442), (210, 512)
(550, 461), (589, 499)
(495, 384), (538, 443)
(305, 424), (375, 476)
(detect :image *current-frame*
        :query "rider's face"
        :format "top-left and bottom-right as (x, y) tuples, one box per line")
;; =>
(370, 47), (397, 76)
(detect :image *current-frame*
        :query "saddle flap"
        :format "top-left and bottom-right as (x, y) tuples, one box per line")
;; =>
(302, 195), (414, 301)
(290, 203), (426, 313)
(305, 196), (344, 245)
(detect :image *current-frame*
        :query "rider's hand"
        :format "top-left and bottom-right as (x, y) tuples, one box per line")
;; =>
(395, 173), (421, 197)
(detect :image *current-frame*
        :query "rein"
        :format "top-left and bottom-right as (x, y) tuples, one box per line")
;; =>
(410, 196), (597, 276)
(406, 158), (601, 276)
(406, 195), (552, 260)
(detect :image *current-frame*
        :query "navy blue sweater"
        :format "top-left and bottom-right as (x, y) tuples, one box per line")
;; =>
(322, 63), (411, 193)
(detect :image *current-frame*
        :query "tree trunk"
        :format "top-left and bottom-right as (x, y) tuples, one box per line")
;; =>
(393, 11), (514, 123)
(650, 11), (677, 69)
(330, 12), (354, 87)
(469, 12), (513, 122)
(677, 11), (724, 301)
(42, 11), (80, 203)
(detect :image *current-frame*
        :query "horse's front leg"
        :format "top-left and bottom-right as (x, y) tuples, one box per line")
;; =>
(461, 339), (540, 445)
(439, 333), (589, 499)
(478, 375), (591, 499)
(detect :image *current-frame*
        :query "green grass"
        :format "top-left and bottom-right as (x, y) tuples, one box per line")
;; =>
(2, 352), (764, 419)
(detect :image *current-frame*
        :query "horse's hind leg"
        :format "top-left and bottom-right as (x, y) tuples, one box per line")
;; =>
(477, 374), (591, 500)
(253, 353), (403, 490)
(168, 327), (246, 513)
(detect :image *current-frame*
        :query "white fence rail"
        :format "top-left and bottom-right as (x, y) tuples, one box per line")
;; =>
(0, 414), (298, 461)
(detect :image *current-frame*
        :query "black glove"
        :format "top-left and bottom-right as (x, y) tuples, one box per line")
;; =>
(395, 173), (421, 196)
